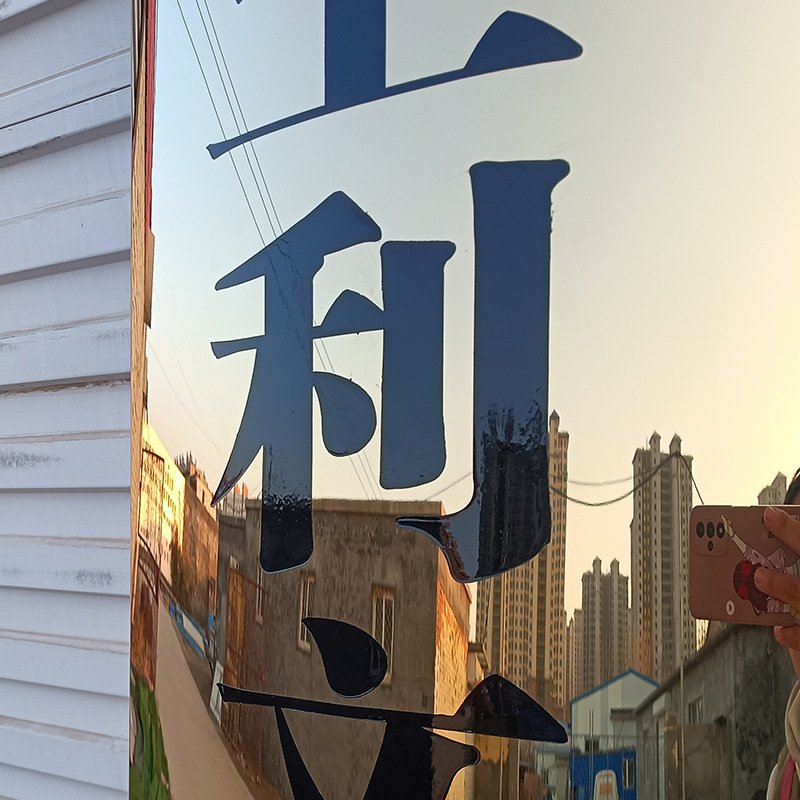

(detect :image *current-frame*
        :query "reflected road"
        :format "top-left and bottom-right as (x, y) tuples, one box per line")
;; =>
(157, 600), (256, 800)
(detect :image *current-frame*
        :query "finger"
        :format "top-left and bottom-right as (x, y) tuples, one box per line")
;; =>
(764, 506), (800, 552)
(755, 567), (800, 607)
(775, 626), (800, 650)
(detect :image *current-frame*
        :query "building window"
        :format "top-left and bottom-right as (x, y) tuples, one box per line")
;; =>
(373, 586), (395, 678)
(688, 696), (703, 724)
(623, 758), (635, 788)
(298, 572), (315, 651)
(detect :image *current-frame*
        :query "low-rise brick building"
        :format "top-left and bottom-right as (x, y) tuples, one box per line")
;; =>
(216, 497), (473, 800)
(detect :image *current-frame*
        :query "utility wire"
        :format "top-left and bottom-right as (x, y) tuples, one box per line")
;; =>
(153, 290), (222, 454)
(423, 470), (472, 501)
(175, 0), (381, 501)
(568, 475), (631, 487)
(188, 0), (382, 501)
(173, 0), (702, 512)
(198, 0), (282, 231)
(312, 340), (382, 500)
(550, 451), (679, 507)
(148, 341), (226, 456)
(174, 0), (265, 246)
(427, 449), (703, 509)
(192, 0), (278, 238)
(678, 451), (704, 505)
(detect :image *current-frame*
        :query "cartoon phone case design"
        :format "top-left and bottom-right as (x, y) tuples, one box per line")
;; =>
(689, 505), (800, 626)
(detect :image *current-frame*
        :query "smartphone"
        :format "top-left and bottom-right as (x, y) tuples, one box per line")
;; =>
(688, 505), (800, 626)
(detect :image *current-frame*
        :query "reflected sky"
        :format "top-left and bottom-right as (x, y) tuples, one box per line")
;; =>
(150, 0), (800, 616)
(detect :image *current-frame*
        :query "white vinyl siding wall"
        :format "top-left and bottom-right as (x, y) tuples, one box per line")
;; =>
(0, 0), (132, 795)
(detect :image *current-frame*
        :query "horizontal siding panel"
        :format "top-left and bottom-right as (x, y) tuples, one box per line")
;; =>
(0, 0), (62, 26)
(0, 384), (129, 439)
(0, 52), (130, 130)
(0, 631), (128, 696)
(0, 262), (129, 336)
(0, 0), (129, 93)
(0, 714), (127, 791)
(0, 129), (130, 220)
(0, 762), (126, 800)
(0, 194), (129, 281)
(0, 437), (129, 490)
(0, 318), (129, 389)
(0, 678), (127, 739)
(0, 88), (130, 164)
(0, 492), (129, 541)
(0, 588), (128, 647)
(0, 0), (134, 792)
(0, 538), (129, 596)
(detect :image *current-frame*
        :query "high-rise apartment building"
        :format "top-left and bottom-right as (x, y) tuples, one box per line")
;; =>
(630, 433), (695, 682)
(566, 609), (583, 703)
(476, 411), (569, 717)
(566, 558), (629, 700)
(759, 473), (787, 506)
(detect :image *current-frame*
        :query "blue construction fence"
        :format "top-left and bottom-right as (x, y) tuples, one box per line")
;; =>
(168, 600), (208, 659)
(569, 748), (636, 800)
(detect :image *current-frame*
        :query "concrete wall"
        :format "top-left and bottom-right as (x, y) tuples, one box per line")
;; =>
(215, 511), (255, 668)
(435, 574), (469, 715)
(435, 552), (471, 800)
(216, 498), (474, 799)
(0, 0), (134, 793)
(181, 478), (219, 630)
(262, 499), (441, 799)
(636, 625), (795, 800)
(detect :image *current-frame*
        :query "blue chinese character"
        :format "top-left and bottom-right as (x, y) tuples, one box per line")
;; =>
(208, 7), (581, 157)
(219, 618), (567, 800)
(211, 192), (451, 572)
(212, 161), (569, 582)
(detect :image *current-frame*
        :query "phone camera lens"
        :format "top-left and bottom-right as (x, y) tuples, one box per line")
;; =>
(707, 541), (714, 552)
(717, 522), (725, 538)
(696, 522), (704, 538)
(707, 523), (715, 539)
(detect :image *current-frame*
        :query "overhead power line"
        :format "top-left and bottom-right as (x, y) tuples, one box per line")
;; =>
(174, 0), (383, 501)
(426, 449), (703, 509)
(550, 454), (669, 507)
(192, 0), (278, 238)
(148, 341), (225, 456)
(198, 0), (282, 232)
(568, 475), (631, 487)
(174, 0), (266, 245)
(678, 451), (704, 505)
(552, 450), (702, 507)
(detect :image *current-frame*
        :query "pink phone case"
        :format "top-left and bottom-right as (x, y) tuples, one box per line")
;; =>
(689, 505), (800, 626)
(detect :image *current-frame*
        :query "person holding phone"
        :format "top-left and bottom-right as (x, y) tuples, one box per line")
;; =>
(725, 514), (800, 615)
(754, 469), (800, 799)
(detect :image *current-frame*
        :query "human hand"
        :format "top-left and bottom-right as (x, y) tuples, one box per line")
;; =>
(754, 506), (800, 680)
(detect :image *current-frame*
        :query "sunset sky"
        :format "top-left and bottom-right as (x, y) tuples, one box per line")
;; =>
(151, 0), (800, 617)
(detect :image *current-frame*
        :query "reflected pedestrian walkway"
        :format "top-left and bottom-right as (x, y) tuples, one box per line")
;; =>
(156, 600), (260, 800)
